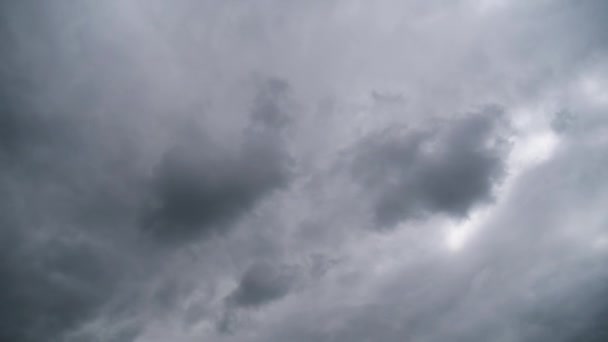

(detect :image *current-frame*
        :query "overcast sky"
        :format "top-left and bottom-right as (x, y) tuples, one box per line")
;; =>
(1, 1), (607, 341)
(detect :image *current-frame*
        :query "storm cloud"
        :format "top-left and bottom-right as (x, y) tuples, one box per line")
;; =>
(141, 80), (291, 243)
(1, 0), (607, 341)
(353, 106), (509, 227)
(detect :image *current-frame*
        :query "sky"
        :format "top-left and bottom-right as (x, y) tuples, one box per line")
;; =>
(1, 1), (607, 341)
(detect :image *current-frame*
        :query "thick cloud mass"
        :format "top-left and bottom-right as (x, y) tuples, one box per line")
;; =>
(1, 1), (607, 341)
(141, 82), (291, 242)
(354, 107), (508, 227)
(142, 135), (286, 241)
(0, 232), (119, 342)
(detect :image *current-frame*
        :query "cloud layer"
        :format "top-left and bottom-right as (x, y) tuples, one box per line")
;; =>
(1, 1), (607, 341)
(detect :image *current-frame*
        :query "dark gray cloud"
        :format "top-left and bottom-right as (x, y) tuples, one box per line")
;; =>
(354, 106), (509, 227)
(228, 261), (294, 309)
(141, 131), (289, 243)
(0, 225), (126, 342)
(141, 80), (292, 243)
(218, 261), (296, 334)
(0, 2), (293, 339)
(0, 9), (137, 338)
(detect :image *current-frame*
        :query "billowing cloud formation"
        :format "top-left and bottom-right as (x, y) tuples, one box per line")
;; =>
(353, 106), (509, 227)
(141, 80), (291, 243)
(1, 0), (608, 341)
